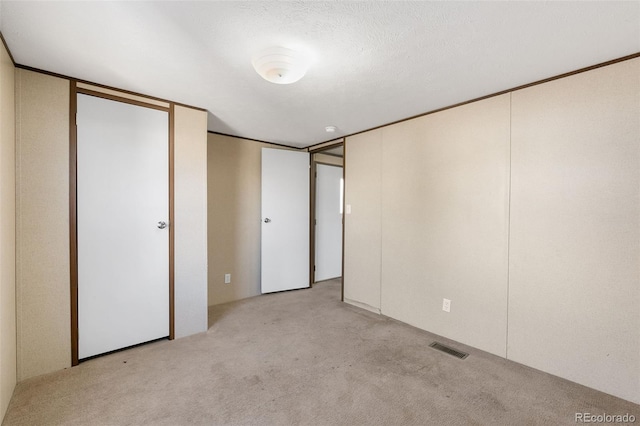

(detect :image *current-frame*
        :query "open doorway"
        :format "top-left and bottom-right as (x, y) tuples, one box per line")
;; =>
(310, 143), (344, 299)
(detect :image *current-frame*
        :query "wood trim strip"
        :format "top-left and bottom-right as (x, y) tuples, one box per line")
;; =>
(309, 143), (344, 155)
(14, 63), (207, 112)
(306, 138), (345, 152)
(207, 131), (300, 150)
(77, 87), (170, 112)
(0, 31), (16, 66)
(314, 161), (343, 168)
(306, 52), (640, 147)
(169, 104), (175, 340)
(69, 80), (79, 366)
(341, 142), (346, 302)
(315, 152), (343, 159)
(77, 82), (169, 109)
(309, 156), (316, 287)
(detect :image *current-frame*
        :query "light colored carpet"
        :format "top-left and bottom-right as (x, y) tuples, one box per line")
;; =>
(3, 278), (638, 425)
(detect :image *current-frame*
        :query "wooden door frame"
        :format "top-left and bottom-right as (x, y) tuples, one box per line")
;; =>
(69, 81), (175, 366)
(308, 142), (345, 301)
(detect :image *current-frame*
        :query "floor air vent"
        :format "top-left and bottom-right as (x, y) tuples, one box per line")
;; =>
(429, 342), (469, 359)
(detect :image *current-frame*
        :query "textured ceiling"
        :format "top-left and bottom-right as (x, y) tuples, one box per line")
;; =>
(1, 1), (639, 148)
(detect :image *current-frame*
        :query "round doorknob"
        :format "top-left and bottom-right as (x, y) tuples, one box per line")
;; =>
(264, 218), (271, 223)
(157, 221), (167, 229)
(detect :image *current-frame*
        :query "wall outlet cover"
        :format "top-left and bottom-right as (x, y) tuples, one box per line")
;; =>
(442, 298), (451, 312)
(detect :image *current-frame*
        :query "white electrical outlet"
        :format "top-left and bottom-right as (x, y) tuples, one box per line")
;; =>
(224, 273), (231, 284)
(346, 204), (352, 214)
(442, 298), (451, 312)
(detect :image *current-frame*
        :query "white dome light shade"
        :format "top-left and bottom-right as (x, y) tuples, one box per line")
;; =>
(252, 47), (310, 84)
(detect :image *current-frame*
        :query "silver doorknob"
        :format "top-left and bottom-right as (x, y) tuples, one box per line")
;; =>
(157, 221), (167, 229)
(264, 218), (271, 223)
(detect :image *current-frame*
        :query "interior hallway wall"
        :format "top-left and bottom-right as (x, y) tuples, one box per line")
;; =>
(173, 106), (208, 338)
(15, 69), (70, 380)
(207, 134), (282, 305)
(343, 129), (382, 313)
(343, 57), (640, 404)
(0, 39), (16, 420)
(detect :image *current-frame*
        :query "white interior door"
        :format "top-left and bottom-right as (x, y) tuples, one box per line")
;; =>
(77, 94), (169, 359)
(315, 164), (343, 281)
(261, 148), (310, 293)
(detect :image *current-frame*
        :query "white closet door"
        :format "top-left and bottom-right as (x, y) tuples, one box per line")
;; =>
(315, 164), (343, 281)
(77, 94), (169, 359)
(261, 148), (310, 293)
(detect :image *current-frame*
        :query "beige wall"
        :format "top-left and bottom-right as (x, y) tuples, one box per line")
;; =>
(0, 40), (16, 420)
(343, 129), (382, 313)
(174, 106), (208, 338)
(15, 70), (71, 380)
(344, 96), (511, 354)
(508, 58), (640, 404)
(380, 94), (510, 357)
(343, 58), (639, 403)
(207, 134), (295, 306)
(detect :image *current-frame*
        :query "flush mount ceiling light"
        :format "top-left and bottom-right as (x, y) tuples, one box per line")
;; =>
(252, 47), (311, 85)
(325, 126), (337, 133)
